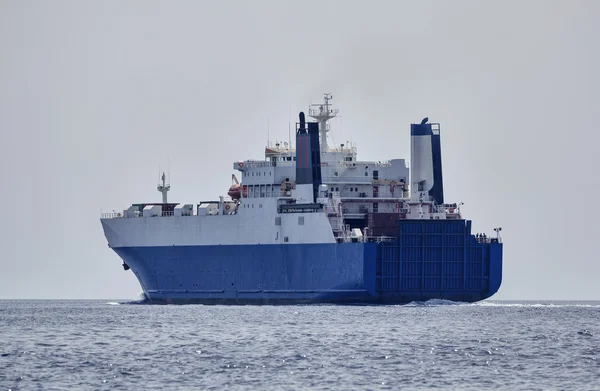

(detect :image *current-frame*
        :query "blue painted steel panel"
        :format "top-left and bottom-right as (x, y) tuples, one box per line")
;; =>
(115, 243), (375, 304)
(375, 220), (502, 302)
(429, 131), (444, 205)
(410, 124), (432, 136)
(111, 220), (502, 304)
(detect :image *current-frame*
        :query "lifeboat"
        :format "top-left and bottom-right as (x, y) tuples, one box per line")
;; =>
(228, 174), (242, 200)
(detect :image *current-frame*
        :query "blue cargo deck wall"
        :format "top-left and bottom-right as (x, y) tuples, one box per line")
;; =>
(376, 220), (502, 302)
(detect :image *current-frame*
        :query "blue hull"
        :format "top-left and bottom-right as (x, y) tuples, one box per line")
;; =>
(113, 220), (502, 304)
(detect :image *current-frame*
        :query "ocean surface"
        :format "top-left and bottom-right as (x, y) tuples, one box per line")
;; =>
(0, 300), (598, 390)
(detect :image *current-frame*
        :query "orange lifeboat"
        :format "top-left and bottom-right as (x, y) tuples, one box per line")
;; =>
(228, 174), (242, 200)
(228, 185), (241, 200)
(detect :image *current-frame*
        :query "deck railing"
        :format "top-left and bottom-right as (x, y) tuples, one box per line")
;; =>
(476, 236), (502, 244)
(101, 212), (122, 219)
(101, 210), (193, 219)
(241, 161), (295, 168)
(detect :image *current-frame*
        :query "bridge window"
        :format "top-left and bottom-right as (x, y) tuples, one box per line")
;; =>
(298, 216), (304, 225)
(275, 217), (281, 225)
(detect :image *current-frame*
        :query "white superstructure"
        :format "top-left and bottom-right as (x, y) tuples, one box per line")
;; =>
(101, 94), (463, 249)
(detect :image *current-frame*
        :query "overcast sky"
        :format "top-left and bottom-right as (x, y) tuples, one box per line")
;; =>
(1, 0), (599, 300)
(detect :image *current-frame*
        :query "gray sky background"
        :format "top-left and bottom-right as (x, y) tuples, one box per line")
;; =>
(1, 0), (598, 300)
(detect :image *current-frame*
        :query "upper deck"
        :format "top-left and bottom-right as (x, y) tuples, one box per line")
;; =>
(100, 93), (501, 245)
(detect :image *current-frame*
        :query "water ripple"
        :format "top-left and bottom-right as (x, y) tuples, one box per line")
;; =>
(0, 300), (599, 390)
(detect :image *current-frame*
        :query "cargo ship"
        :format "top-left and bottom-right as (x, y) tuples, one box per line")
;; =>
(100, 94), (503, 304)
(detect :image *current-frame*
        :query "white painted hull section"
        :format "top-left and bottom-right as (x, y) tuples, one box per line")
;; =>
(101, 200), (335, 248)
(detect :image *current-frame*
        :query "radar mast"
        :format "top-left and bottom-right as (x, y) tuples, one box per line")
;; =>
(309, 93), (339, 154)
(157, 172), (170, 203)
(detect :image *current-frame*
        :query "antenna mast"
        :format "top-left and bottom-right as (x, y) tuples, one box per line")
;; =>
(157, 172), (170, 203)
(309, 93), (338, 154)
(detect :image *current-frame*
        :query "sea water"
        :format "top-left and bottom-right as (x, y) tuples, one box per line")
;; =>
(0, 300), (598, 390)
